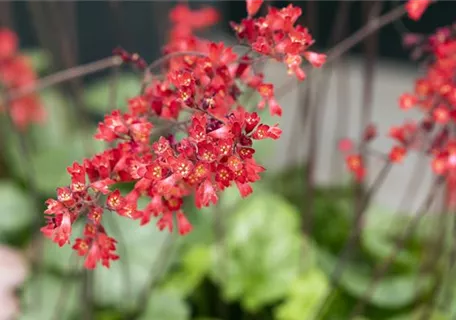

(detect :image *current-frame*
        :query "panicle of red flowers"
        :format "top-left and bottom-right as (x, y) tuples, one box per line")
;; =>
(0, 28), (45, 130)
(341, 19), (456, 202)
(42, 1), (323, 269)
(231, 0), (326, 80)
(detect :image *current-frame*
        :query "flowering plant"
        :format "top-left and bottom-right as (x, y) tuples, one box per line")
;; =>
(37, 0), (326, 269)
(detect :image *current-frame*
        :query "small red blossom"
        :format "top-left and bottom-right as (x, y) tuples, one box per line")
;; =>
(399, 93), (418, 110)
(346, 155), (365, 181)
(0, 29), (45, 130)
(389, 146), (407, 163)
(246, 0), (263, 16)
(406, 0), (431, 21)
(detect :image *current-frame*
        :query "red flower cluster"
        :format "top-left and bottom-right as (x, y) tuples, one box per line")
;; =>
(342, 22), (456, 206)
(231, 1), (326, 80)
(0, 28), (44, 130)
(42, 1), (324, 269)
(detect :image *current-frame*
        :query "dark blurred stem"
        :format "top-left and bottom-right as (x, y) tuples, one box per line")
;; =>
(4, 57), (122, 103)
(130, 235), (175, 320)
(417, 207), (448, 320)
(0, 1), (13, 28)
(301, 0), (318, 237)
(330, 2), (352, 181)
(442, 208), (456, 313)
(348, 177), (445, 318)
(355, 0), (381, 249)
(82, 270), (94, 320)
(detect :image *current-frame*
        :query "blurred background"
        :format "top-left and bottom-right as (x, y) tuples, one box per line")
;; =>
(1, 1), (456, 320)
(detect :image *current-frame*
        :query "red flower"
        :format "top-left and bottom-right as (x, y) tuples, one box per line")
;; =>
(389, 146), (407, 163)
(406, 0), (431, 21)
(246, 0), (263, 16)
(176, 211), (192, 235)
(0, 28), (18, 59)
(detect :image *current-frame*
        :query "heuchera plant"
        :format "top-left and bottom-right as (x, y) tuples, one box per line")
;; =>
(39, 1), (326, 269)
(0, 28), (44, 130)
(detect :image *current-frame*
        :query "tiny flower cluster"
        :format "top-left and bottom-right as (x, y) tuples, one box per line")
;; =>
(0, 28), (44, 130)
(42, 1), (325, 269)
(231, 1), (326, 80)
(342, 15), (456, 200)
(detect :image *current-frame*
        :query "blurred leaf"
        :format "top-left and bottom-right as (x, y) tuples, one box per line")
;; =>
(362, 206), (435, 271)
(19, 273), (81, 320)
(275, 268), (329, 320)
(28, 90), (74, 150)
(30, 144), (83, 195)
(20, 130), (102, 196)
(84, 73), (141, 114)
(210, 191), (303, 312)
(161, 245), (212, 297)
(23, 49), (52, 74)
(41, 221), (84, 274)
(318, 250), (433, 309)
(93, 199), (177, 310)
(138, 289), (190, 320)
(388, 307), (449, 320)
(0, 180), (34, 236)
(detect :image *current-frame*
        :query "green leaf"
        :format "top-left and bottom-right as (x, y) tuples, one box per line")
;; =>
(19, 273), (81, 320)
(30, 144), (83, 195)
(388, 308), (449, 320)
(318, 250), (432, 309)
(138, 289), (190, 320)
(0, 180), (34, 236)
(23, 49), (52, 74)
(362, 206), (435, 271)
(275, 268), (329, 320)
(161, 245), (212, 297)
(210, 191), (303, 312)
(84, 73), (141, 114)
(28, 90), (74, 150)
(41, 221), (84, 274)
(93, 200), (177, 310)
(21, 130), (103, 196)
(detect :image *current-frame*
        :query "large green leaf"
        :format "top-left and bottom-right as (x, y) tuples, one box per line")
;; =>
(318, 250), (433, 309)
(274, 268), (329, 320)
(23, 49), (52, 75)
(28, 90), (73, 150)
(93, 199), (177, 310)
(138, 289), (190, 320)
(0, 180), (34, 237)
(19, 273), (81, 320)
(84, 73), (141, 114)
(362, 206), (442, 271)
(161, 245), (212, 297)
(41, 221), (84, 274)
(209, 191), (303, 312)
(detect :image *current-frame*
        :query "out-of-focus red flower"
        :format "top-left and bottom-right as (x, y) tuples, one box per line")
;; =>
(406, 0), (431, 21)
(0, 28), (45, 130)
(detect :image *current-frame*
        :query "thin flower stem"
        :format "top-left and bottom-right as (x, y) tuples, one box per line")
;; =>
(4, 56), (122, 103)
(129, 234), (175, 320)
(276, 4), (407, 99)
(348, 177), (445, 319)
